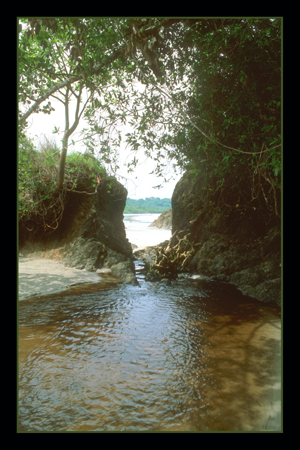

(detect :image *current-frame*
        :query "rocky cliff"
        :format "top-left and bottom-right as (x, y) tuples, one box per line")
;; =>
(149, 209), (172, 230)
(171, 171), (281, 305)
(19, 177), (137, 284)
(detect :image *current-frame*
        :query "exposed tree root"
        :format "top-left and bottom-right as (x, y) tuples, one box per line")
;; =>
(147, 231), (198, 280)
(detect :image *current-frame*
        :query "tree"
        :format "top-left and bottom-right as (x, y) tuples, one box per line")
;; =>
(18, 17), (281, 222)
(18, 18), (127, 189)
(18, 17), (183, 189)
(91, 18), (281, 220)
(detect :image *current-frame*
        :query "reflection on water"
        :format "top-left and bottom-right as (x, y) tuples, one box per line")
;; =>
(18, 271), (281, 432)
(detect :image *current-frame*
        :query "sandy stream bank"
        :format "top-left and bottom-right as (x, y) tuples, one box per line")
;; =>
(18, 257), (121, 301)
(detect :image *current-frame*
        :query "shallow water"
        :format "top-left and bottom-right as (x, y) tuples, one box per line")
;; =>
(18, 266), (281, 432)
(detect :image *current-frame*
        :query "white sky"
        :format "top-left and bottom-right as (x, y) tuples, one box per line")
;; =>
(24, 93), (182, 200)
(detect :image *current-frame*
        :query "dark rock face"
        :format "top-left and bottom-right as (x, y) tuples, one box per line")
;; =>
(171, 172), (281, 305)
(81, 178), (132, 258)
(19, 177), (136, 284)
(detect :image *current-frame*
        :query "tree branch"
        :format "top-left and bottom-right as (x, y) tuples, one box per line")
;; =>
(19, 76), (80, 124)
(50, 93), (66, 105)
(19, 20), (184, 125)
(64, 85), (70, 133)
(67, 83), (83, 137)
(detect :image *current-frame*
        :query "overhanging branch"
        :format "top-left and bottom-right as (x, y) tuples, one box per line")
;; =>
(19, 76), (80, 124)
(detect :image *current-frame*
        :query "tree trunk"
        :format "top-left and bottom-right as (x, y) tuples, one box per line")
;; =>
(57, 138), (68, 190)
(19, 77), (80, 125)
(57, 85), (70, 191)
(56, 83), (84, 190)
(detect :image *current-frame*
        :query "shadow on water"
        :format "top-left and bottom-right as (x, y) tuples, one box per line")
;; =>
(18, 267), (281, 432)
(186, 281), (281, 431)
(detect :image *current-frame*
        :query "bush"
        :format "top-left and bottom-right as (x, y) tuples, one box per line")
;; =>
(18, 134), (106, 240)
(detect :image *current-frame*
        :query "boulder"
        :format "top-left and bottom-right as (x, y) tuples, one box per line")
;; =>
(149, 210), (172, 230)
(81, 178), (132, 258)
(230, 278), (281, 304)
(62, 237), (106, 271)
(19, 175), (136, 284)
(110, 261), (138, 285)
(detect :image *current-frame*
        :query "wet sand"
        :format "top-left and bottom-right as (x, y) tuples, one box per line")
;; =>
(18, 258), (120, 301)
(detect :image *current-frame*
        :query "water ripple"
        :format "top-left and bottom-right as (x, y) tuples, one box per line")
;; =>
(18, 276), (281, 431)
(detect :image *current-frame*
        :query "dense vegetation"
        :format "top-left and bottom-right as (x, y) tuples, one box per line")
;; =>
(124, 197), (171, 214)
(18, 17), (281, 239)
(179, 19), (281, 224)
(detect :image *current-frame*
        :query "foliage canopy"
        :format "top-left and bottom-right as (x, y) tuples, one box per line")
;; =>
(18, 17), (282, 232)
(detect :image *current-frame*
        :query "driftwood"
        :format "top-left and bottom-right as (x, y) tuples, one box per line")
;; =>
(148, 231), (198, 279)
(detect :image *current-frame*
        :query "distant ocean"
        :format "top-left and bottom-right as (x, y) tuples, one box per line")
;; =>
(123, 214), (171, 249)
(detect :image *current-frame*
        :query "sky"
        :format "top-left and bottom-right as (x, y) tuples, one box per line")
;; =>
(24, 93), (182, 200)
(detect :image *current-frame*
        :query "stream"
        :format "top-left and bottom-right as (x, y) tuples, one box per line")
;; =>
(18, 261), (281, 432)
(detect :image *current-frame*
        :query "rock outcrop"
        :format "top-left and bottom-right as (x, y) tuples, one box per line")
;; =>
(149, 209), (172, 230)
(170, 171), (281, 305)
(19, 177), (137, 284)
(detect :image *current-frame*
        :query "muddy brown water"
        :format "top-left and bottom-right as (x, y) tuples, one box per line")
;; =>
(18, 265), (281, 432)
